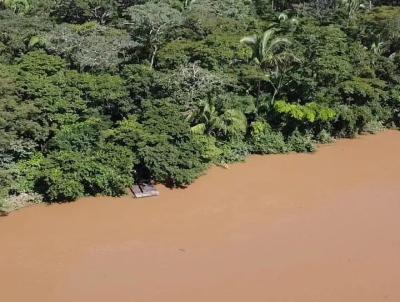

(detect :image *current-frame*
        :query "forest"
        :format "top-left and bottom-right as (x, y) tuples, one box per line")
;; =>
(0, 0), (399, 213)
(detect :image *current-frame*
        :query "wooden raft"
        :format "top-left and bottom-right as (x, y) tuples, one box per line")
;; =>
(131, 183), (160, 198)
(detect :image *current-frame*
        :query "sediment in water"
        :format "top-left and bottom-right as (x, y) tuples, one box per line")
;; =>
(1, 130), (400, 302)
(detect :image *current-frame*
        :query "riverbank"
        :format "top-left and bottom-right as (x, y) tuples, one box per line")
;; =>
(1, 130), (400, 302)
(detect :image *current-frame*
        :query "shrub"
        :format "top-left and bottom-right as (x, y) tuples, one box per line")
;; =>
(1, 193), (43, 214)
(274, 100), (337, 123)
(217, 139), (250, 164)
(249, 121), (288, 154)
(316, 129), (334, 144)
(0, 165), (43, 214)
(139, 139), (208, 187)
(363, 120), (384, 134)
(334, 104), (373, 137)
(18, 144), (136, 202)
(287, 130), (316, 153)
(0, 199), (6, 215)
(192, 134), (222, 163)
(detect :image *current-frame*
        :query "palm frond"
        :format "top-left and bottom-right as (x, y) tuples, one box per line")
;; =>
(261, 29), (275, 57)
(240, 35), (258, 46)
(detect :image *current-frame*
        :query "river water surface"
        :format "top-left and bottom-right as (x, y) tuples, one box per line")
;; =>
(1, 130), (400, 302)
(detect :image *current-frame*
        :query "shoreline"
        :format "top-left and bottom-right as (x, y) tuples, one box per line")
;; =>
(1, 130), (392, 216)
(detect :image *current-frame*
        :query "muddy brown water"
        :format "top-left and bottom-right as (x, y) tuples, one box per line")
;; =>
(1, 130), (400, 302)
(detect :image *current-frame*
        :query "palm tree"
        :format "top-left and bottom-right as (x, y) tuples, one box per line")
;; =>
(278, 13), (299, 31)
(240, 29), (291, 70)
(189, 100), (247, 139)
(240, 29), (299, 104)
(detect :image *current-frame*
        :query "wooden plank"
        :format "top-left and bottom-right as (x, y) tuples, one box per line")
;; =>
(131, 184), (159, 198)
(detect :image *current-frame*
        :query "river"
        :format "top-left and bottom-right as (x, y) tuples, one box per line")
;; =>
(1, 130), (400, 302)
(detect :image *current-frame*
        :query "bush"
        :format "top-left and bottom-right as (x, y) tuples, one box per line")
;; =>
(249, 121), (288, 154)
(363, 120), (384, 134)
(18, 144), (136, 202)
(217, 139), (250, 164)
(316, 129), (334, 144)
(0, 196), (8, 216)
(287, 130), (316, 153)
(49, 118), (106, 152)
(334, 105), (374, 137)
(250, 131), (288, 154)
(139, 139), (208, 187)
(0, 165), (43, 214)
(1, 193), (42, 214)
(192, 135), (222, 163)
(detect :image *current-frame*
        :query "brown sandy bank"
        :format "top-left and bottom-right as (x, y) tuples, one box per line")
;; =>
(1, 130), (400, 302)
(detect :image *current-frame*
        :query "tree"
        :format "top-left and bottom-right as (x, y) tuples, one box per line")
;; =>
(52, 0), (118, 24)
(158, 63), (232, 113)
(45, 22), (138, 72)
(187, 0), (255, 21)
(241, 29), (299, 103)
(19, 144), (136, 201)
(0, 11), (52, 58)
(189, 100), (248, 140)
(108, 102), (212, 186)
(125, 1), (184, 68)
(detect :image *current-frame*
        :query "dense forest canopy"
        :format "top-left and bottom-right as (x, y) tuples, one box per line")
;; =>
(1, 0), (399, 212)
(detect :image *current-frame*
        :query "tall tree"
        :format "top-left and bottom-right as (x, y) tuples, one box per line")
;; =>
(189, 100), (248, 139)
(241, 29), (299, 103)
(125, 1), (184, 68)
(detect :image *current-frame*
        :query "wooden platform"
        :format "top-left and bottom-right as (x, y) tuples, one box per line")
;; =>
(131, 183), (160, 198)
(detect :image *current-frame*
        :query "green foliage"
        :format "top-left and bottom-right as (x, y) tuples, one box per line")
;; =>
(359, 6), (400, 55)
(188, 0), (255, 21)
(139, 139), (207, 186)
(0, 0), (399, 208)
(19, 144), (136, 201)
(105, 115), (146, 151)
(0, 167), (14, 209)
(333, 104), (380, 137)
(107, 102), (213, 187)
(2, 0), (31, 15)
(157, 63), (232, 112)
(339, 76), (388, 104)
(125, 1), (184, 67)
(137, 101), (210, 186)
(184, 0), (254, 36)
(287, 130), (316, 153)
(192, 134), (222, 163)
(0, 200), (6, 215)
(316, 129), (334, 144)
(217, 139), (250, 164)
(189, 100), (248, 140)
(274, 101), (337, 123)
(363, 120), (384, 134)
(0, 11), (52, 58)
(157, 33), (250, 70)
(18, 50), (68, 76)
(45, 23), (138, 72)
(52, 0), (119, 24)
(63, 71), (133, 118)
(249, 121), (288, 154)
(49, 118), (106, 152)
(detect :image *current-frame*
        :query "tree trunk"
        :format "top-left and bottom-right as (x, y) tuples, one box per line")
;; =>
(150, 45), (158, 69)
